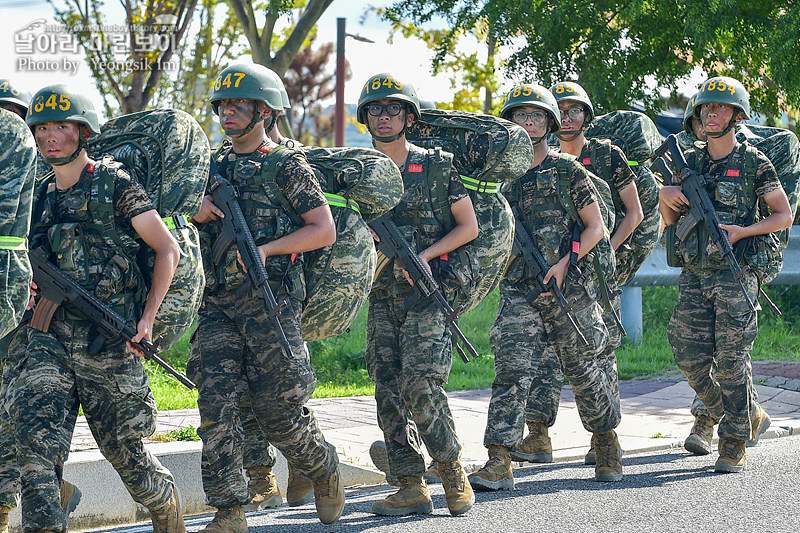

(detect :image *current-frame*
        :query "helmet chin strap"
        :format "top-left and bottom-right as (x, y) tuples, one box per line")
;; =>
(368, 109), (408, 144)
(225, 106), (264, 137)
(529, 134), (547, 146)
(704, 116), (737, 139)
(43, 125), (86, 166)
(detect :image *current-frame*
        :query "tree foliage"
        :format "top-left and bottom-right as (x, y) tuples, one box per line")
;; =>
(283, 38), (349, 145)
(385, 0), (800, 120)
(50, 0), (199, 115)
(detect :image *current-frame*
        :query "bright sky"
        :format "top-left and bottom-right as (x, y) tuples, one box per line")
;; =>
(0, 0), (703, 121)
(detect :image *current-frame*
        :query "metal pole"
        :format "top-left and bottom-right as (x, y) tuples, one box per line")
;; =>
(335, 17), (346, 147)
(620, 285), (643, 344)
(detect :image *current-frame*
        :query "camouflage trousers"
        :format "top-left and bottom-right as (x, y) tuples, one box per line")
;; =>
(0, 328), (78, 512)
(668, 269), (760, 441)
(523, 294), (622, 429)
(2, 320), (175, 531)
(485, 283), (620, 448)
(689, 360), (758, 420)
(365, 290), (462, 478)
(239, 393), (277, 469)
(189, 291), (337, 509)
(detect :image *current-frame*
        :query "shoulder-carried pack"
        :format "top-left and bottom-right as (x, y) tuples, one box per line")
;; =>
(88, 108), (209, 349)
(0, 109), (37, 337)
(407, 109), (525, 311)
(585, 110), (663, 285)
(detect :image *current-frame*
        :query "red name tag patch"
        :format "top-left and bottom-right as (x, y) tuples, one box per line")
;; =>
(582, 157), (592, 166)
(408, 164), (423, 173)
(726, 169), (741, 177)
(86, 163), (95, 173)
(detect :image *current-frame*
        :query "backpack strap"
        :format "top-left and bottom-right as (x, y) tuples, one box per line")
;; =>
(587, 138), (614, 185)
(247, 144), (305, 227)
(426, 147), (456, 232)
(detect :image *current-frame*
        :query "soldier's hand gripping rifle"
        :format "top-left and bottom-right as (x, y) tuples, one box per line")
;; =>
(207, 163), (293, 359)
(28, 247), (196, 389)
(369, 213), (479, 364)
(511, 209), (589, 346)
(655, 134), (759, 314)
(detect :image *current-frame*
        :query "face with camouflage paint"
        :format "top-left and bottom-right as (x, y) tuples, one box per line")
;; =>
(217, 98), (270, 135)
(32, 121), (86, 161)
(511, 105), (550, 140)
(558, 102), (586, 133)
(699, 102), (741, 135)
(691, 116), (707, 141)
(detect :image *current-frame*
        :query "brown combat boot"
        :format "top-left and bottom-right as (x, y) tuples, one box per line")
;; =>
(243, 465), (283, 511)
(313, 467), (345, 524)
(200, 506), (247, 533)
(370, 475), (434, 516)
(748, 402), (771, 448)
(469, 445), (514, 491)
(715, 439), (746, 473)
(594, 430), (623, 482)
(286, 462), (314, 506)
(150, 485), (186, 533)
(437, 458), (475, 516)
(423, 460), (440, 484)
(511, 421), (553, 463)
(1, 504), (10, 533)
(60, 479), (82, 515)
(684, 414), (715, 455)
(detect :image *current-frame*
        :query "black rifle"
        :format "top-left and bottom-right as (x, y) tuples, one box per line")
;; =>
(655, 134), (768, 315)
(510, 209), (589, 346)
(207, 164), (293, 359)
(369, 213), (479, 364)
(28, 247), (195, 390)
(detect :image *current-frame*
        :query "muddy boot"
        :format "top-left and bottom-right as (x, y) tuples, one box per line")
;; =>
(511, 421), (553, 463)
(748, 402), (771, 448)
(200, 506), (247, 533)
(371, 475), (434, 516)
(594, 430), (623, 482)
(437, 458), (475, 516)
(286, 462), (314, 507)
(1, 505), (10, 533)
(469, 445), (514, 491)
(715, 439), (746, 473)
(60, 480), (82, 515)
(243, 465), (283, 511)
(684, 414), (715, 455)
(369, 440), (399, 486)
(150, 485), (186, 533)
(313, 467), (345, 524)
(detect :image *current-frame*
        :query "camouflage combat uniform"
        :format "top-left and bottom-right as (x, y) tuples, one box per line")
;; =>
(667, 145), (781, 441)
(522, 141), (632, 427)
(3, 161), (177, 531)
(189, 143), (338, 508)
(486, 152), (620, 448)
(365, 144), (467, 477)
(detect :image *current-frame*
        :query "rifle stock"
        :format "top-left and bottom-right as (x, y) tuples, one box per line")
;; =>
(28, 248), (195, 390)
(368, 214), (479, 363)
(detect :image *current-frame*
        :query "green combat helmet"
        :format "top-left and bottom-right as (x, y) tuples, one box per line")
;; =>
(683, 93), (699, 135)
(26, 84), (99, 166)
(356, 73), (420, 143)
(0, 79), (32, 117)
(693, 76), (750, 138)
(209, 63), (285, 136)
(501, 83), (561, 144)
(550, 81), (594, 141)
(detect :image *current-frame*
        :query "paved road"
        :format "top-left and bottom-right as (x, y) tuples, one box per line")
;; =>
(105, 434), (800, 533)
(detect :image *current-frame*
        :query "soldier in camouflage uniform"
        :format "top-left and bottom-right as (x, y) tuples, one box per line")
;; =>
(3, 85), (185, 533)
(189, 63), (343, 532)
(660, 76), (791, 473)
(509, 82), (639, 467)
(468, 84), (623, 491)
(195, 69), (315, 514)
(0, 81), (83, 533)
(358, 73), (478, 517)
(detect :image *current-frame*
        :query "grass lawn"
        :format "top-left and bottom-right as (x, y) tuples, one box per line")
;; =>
(149, 284), (800, 410)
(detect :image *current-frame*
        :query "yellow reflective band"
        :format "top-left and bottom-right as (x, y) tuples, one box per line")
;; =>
(324, 193), (360, 214)
(0, 236), (27, 251)
(460, 175), (501, 194)
(628, 161), (639, 166)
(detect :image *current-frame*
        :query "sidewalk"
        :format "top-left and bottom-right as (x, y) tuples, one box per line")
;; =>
(8, 365), (800, 531)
